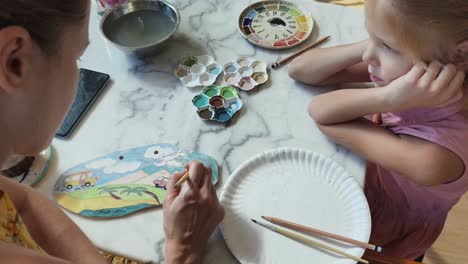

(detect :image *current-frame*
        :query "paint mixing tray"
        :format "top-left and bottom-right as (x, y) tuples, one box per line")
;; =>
(223, 57), (269, 91)
(192, 85), (243, 122)
(174, 55), (223, 88)
(238, 0), (314, 49)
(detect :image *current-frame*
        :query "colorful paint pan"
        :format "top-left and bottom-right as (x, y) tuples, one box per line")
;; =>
(192, 85), (243, 123)
(174, 55), (222, 88)
(223, 57), (269, 91)
(238, 1), (314, 49)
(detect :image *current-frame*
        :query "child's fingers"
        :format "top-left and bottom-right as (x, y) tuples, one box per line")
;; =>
(445, 71), (466, 102)
(405, 64), (426, 83)
(433, 64), (457, 91)
(419, 61), (442, 87)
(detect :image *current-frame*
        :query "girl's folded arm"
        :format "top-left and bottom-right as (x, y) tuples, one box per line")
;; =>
(316, 118), (465, 186)
(288, 40), (370, 85)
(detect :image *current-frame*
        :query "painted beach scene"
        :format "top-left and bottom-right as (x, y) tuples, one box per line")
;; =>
(53, 144), (218, 218)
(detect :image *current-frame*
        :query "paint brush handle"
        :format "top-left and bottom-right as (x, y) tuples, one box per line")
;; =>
(174, 171), (189, 187)
(277, 228), (369, 264)
(271, 35), (331, 69)
(252, 220), (369, 264)
(263, 216), (381, 251)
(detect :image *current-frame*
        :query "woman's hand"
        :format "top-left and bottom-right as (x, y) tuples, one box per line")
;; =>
(163, 161), (225, 264)
(383, 62), (465, 111)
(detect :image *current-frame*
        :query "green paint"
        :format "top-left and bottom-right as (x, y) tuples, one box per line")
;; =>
(192, 95), (209, 108)
(181, 56), (197, 67)
(288, 8), (301, 16)
(220, 86), (237, 99)
(203, 86), (219, 97)
(279, 6), (290, 12)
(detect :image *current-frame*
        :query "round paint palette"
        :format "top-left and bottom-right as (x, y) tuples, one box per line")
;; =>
(192, 85), (243, 122)
(174, 55), (223, 88)
(238, 1), (314, 49)
(223, 57), (269, 91)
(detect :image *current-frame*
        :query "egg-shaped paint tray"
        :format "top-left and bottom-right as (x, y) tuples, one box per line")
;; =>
(174, 55), (223, 88)
(223, 56), (269, 91)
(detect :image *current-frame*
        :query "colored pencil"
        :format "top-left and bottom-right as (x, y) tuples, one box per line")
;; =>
(262, 216), (382, 252)
(252, 219), (369, 264)
(174, 171), (190, 187)
(271, 35), (331, 69)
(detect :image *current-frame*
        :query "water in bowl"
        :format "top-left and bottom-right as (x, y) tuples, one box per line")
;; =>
(107, 9), (176, 47)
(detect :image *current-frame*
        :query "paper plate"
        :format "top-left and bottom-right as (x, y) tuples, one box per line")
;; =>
(220, 148), (370, 264)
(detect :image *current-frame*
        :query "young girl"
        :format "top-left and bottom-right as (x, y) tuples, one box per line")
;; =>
(290, 0), (468, 260)
(0, 1), (223, 263)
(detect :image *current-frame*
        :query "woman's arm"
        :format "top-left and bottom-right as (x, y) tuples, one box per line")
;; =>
(0, 241), (71, 264)
(288, 40), (370, 85)
(0, 176), (105, 264)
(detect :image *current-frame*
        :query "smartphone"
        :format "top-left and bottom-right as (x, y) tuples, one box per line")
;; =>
(55, 68), (110, 138)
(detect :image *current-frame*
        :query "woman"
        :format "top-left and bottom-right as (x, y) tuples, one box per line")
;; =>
(0, 1), (224, 263)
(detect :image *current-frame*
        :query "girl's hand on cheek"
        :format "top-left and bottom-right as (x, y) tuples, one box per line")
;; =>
(383, 62), (465, 111)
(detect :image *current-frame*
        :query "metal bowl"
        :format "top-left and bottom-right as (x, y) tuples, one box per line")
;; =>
(100, 0), (180, 54)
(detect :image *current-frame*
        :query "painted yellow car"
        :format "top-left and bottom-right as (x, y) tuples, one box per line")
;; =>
(63, 171), (98, 189)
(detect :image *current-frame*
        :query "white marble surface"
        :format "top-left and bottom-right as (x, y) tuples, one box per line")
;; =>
(36, 0), (369, 263)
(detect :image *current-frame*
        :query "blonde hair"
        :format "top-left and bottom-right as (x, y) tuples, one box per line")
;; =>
(0, 0), (88, 55)
(383, 0), (468, 63)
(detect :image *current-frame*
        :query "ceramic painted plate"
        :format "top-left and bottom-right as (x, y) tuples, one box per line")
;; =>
(220, 148), (370, 264)
(238, 1), (314, 49)
(1, 146), (52, 186)
(53, 144), (218, 218)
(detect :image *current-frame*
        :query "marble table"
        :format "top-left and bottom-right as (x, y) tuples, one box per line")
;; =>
(36, 0), (369, 263)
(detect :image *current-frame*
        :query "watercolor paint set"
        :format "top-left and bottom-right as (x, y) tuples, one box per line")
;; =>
(223, 57), (269, 91)
(175, 56), (268, 123)
(192, 85), (243, 122)
(238, 1), (314, 49)
(174, 55), (223, 88)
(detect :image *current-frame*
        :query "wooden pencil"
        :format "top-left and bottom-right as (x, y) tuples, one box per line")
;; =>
(252, 219), (369, 264)
(174, 171), (190, 188)
(262, 216), (382, 252)
(271, 35), (331, 69)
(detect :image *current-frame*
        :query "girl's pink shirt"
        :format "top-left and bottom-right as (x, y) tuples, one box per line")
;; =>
(365, 99), (468, 259)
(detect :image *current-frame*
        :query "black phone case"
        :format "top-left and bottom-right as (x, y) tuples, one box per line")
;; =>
(55, 69), (110, 138)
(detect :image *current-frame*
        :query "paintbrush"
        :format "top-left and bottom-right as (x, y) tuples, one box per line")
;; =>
(252, 219), (369, 264)
(174, 171), (189, 188)
(271, 35), (331, 69)
(262, 216), (382, 252)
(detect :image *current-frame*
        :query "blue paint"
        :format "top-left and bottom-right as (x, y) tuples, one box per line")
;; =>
(80, 203), (154, 218)
(226, 65), (237, 73)
(243, 18), (252, 26)
(209, 67), (221, 75)
(246, 10), (257, 19)
(215, 109), (233, 122)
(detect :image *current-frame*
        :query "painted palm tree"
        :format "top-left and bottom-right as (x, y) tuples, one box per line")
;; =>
(98, 186), (122, 200)
(119, 186), (161, 205)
